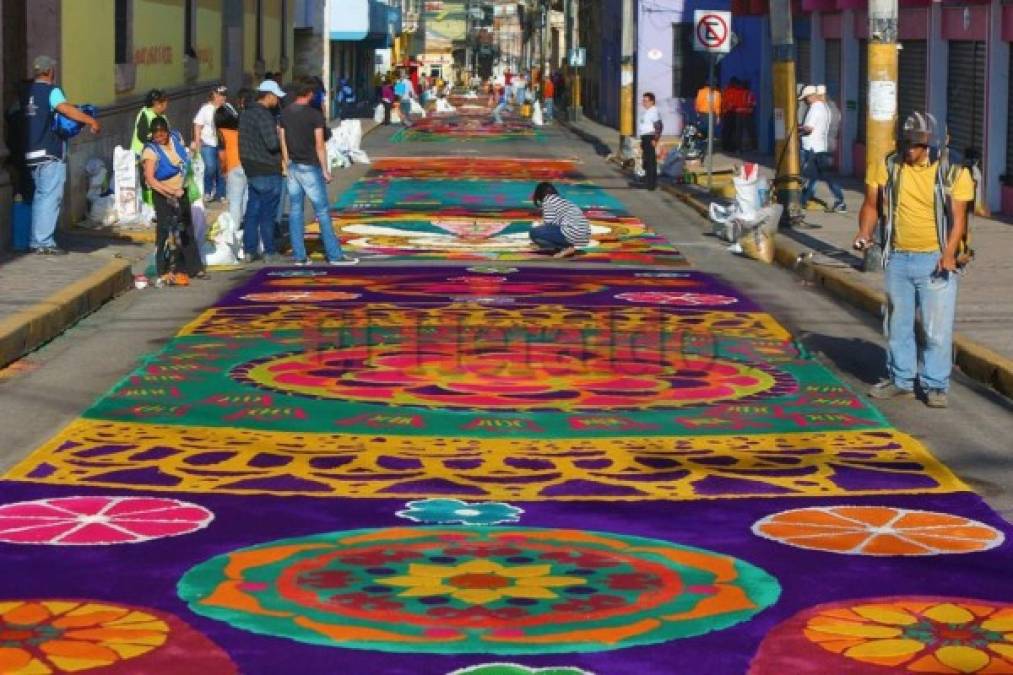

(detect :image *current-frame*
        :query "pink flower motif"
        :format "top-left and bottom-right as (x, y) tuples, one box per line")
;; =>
(327, 593), (402, 612)
(615, 291), (739, 306)
(552, 595), (626, 613)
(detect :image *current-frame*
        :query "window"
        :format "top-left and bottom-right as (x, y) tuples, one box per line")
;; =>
(115, 0), (130, 64)
(672, 23), (718, 99)
(184, 0), (196, 56)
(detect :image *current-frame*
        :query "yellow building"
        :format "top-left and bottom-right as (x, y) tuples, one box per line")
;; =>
(1, 0), (297, 229)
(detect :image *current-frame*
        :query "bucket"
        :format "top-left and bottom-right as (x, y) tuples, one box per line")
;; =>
(12, 199), (31, 251)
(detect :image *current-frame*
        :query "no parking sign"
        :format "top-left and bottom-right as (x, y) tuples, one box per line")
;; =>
(693, 10), (732, 53)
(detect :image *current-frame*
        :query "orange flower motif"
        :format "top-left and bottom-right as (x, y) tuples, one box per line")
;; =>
(0, 600), (169, 673)
(803, 599), (1013, 672)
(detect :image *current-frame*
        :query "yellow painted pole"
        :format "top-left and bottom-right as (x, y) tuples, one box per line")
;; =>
(865, 1), (899, 173)
(770, 0), (801, 224)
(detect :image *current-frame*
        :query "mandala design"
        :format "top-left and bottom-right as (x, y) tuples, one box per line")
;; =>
(448, 664), (592, 675)
(179, 527), (779, 654)
(0, 599), (236, 673)
(231, 344), (779, 411)
(0, 496), (213, 545)
(397, 499), (524, 526)
(752, 506), (1005, 556)
(615, 292), (739, 306)
(749, 597), (1013, 674)
(240, 291), (361, 303)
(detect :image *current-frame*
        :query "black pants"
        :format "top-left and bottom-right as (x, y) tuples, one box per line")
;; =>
(736, 112), (755, 152)
(152, 191), (203, 276)
(640, 135), (657, 190)
(721, 112), (738, 151)
(382, 100), (392, 125)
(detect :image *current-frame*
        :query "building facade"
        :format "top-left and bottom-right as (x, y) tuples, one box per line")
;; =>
(1, 0), (295, 238)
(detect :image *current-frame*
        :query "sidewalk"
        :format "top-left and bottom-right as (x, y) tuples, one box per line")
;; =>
(561, 114), (1013, 398)
(0, 235), (144, 368)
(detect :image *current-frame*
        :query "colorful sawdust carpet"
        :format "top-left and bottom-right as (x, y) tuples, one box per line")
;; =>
(391, 113), (539, 143)
(3, 144), (1013, 673)
(319, 163), (685, 265)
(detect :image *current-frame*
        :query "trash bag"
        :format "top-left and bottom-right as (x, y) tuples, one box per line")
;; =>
(738, 225), (776, 264)
(373, 103), (385, 124)
(531, 100), (544, 126)
(731, 163), (761, 220)
(410, 98), (426, 117)
(189, 154), (205, 203)
(112, 146), (141, 223)
(349, 148), (371, 165)
(87, 195), (118, 226)
(203, 212), (242, 266)
(341, 119), (363, 152)
(660, 150), (685, 178)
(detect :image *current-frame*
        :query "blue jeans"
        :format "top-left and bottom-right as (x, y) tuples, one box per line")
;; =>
(200, 145), (225, 200)
(544, 97), (554, 120)
(884, 251), (959, 392)
(530, 224), (569, 251)
(287, 163), (343, 262)
(30, 161), (66, 250)
(226, 167), (247, 232)
(493, 102), (508, 124)
(801, 149), (844, 206)
(243, 174), (282, 256)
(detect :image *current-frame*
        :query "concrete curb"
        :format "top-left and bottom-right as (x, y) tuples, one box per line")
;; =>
(664, 182), (1013, 399)
(0, 258), (133, 368)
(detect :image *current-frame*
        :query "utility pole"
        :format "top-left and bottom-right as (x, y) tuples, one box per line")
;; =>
(541, 0), (551, 80)
(866, 0), (898, 174)
(567, 0), (581, 121)
(769, 0), (802, 224)
(619, 0), (635, 145)
(322, 0), (331, 119)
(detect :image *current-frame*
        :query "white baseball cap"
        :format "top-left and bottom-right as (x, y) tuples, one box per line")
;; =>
(256, 80), (286, 97)
(798, 85), (819, 100)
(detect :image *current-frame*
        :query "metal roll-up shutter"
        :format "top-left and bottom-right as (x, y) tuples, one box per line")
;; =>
(824, 39), (842, 103)
(898, 40), (927, 130)
(796, 39), (811, 85)
(858, 39), (868, 145)
(1007, 48), (1013, 183)
(947, 40), (985, 157)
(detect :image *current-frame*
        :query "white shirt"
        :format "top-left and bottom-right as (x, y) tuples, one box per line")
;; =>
(801, 100), (829, 153)
(193, 103), (218, 147)
(638, 105), (661, 136)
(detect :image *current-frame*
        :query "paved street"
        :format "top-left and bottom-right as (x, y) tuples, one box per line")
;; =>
(1, 117), (1012, 673)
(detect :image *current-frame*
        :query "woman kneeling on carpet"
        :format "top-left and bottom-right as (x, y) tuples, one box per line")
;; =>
(529, 181), (591, 259)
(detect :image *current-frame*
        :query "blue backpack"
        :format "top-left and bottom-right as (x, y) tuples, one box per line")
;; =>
(53, 104), (97, 139)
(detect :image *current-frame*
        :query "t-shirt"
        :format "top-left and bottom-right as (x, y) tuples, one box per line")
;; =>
(543, 79), (555, 98)
(638, 106), (661, 137)
(867, 158), (975, 252)
(141, 141), (185, 192)
(280, 103), (325, 166)
(50, 88), (66, 108)
(219, 128), (241, 174)
(801, 100), (830, 153)
(542, 193), (590, 247)
(193, 102), (218, 147)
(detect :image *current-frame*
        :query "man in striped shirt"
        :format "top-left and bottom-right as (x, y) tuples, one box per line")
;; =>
(529, 182), (591, 258)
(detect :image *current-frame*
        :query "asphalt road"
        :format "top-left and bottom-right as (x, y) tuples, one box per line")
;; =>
(1, 120), (1010, 521)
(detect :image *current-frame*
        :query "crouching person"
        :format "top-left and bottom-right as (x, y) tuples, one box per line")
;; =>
(529, 181), (590, 259)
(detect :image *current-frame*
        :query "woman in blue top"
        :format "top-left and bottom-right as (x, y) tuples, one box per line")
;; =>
(141, 117), (204, 283)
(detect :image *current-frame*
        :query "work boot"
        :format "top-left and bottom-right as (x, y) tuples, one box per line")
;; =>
(869, 380), (915, 400)
(925, 389), (949, 408)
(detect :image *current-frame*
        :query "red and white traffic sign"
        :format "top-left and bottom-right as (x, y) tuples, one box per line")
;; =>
(693, 10), (732, 53)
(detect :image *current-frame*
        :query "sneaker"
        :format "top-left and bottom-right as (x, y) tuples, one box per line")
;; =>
(925, 389), (949, 408)
(293, 258), (312, 266)
(829, 202), (848, 214)
(869, 380), (915, 400)
(37, 247), (69, 256)
(327, 256), (360, 266)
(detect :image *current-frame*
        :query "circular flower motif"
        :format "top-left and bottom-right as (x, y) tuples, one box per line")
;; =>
(467, 266), (519, 274)
(179, 527), (779, 654)
(232, 344), (777, 411)
(397, 499), (524, 526)
(615, 291), (739, 306)
(752, 506), (1005, 556)
(0, 496), (214, 545)
(240, 291), (361, 303)
(0, 600), (169, 673)
(449, 664), (592, 675)
(750, 596), (1013, 674)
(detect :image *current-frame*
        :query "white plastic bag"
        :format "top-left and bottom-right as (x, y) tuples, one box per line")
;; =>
(373, 103), (385, 124)
(732, 163), (760, 221)
(204, 212), (242, 266)
(349, 149), (371, 164)
(84, 158), (108, 202)
(112, 146), (141, 223)
(87, 195), (119, 226)
(341, 119), (363, 152)
(191, 154), (205, 200)
(410, 98), (425, 116)
(531, 100), (544, 126)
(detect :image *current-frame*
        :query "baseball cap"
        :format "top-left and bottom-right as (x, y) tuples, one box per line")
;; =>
(33, 55), (57, 73)
(256, 80), (286, 97)
(212, 84), (228, 95)
(902, 111), (938, 146)
(797, 85), (818, 100)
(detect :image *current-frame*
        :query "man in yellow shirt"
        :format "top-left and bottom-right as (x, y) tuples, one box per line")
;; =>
(695, 84), (721, 141)
(854, 112), (973, 408)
